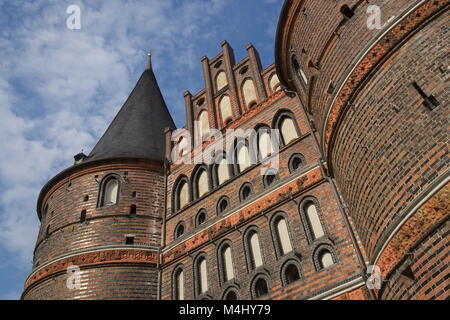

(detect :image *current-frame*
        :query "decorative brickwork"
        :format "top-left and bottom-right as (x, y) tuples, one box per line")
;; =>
(25, 248), (157, 290)
(276, 0), (449, 300)
(23, 0), (448, 300)
(23, 160), (165, 300)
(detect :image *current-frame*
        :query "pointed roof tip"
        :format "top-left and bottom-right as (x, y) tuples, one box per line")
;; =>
(145, 53), (152, 70)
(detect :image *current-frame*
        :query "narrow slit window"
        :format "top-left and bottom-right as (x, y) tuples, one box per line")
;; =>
(175, 269), (185, 300)
(125, 236), (135, 245)
(249, 232), (263, 269)
(80, 210), (87, 223)
(306, 203), (325, 240)
(222, 245), (235, 282)
(198, 258), (209, 294)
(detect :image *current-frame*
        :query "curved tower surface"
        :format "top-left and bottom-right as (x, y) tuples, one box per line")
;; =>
(275, 0), (449, 299)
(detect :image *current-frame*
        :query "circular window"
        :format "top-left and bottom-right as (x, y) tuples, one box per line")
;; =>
(288, 154), (305, 173)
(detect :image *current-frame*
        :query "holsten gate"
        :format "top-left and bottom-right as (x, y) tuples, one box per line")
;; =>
(22, 0), (449, 300)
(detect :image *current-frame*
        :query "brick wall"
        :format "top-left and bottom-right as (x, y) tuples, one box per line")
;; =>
(161, 181), (363, 300)
(23, 159), (165, 300)
(331, 9), (449, 259)
(380, 219), (449, 300)
(161, 50), (364, 299)
(277, 0), (449, 300)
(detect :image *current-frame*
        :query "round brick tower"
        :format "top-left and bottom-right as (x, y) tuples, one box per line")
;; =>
(275, 0), (449, 299)
(22, 59), (175, 299)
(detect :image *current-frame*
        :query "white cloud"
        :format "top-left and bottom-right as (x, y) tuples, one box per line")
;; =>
(0, 0), (229, 270)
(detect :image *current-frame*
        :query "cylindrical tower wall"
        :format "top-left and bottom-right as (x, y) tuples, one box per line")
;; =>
(23, 159), (164, 300)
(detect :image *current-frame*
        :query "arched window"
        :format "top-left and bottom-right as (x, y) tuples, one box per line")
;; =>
(129, 205), (137, 217)
(305, 201), (325, 240)
(274, 216), (293, 255)
(196, 256), (209, 295)
(196, 209), (207, 227)
(193, 167), (209, 199)
(253, 278), (269, 298)
(242, 79), (257, 108)
(256, 126), (273, 160)
(218, 159), (230, 184)
(224, 290), (238, 300)
(179, 181), (189, 209)
(196, 110), (210, 143)
(235, 141), (251, 173)
(247, 231), (263, 269)
(219, 95), (233, 126)
(313, 245), (337, 271)
(273, 111), (300, 146)
(284, 263), (301, 284)
(239, 183), (253, 202)
(288, 153), (305, 173)
(269, 74), (281, 92)
(216, 71), (227, 91)
(319, 250), (335, 269)
(100, 176), (119, 207)
(174, 177), (190, 212)
(280, 117), (299, 145)
(214, 154), (230, 186)
(174, 222), (185, 240)
(217, 196), (230, 215)
(173, 267), (185, 300)
(263, 169), (278, 188)
(220, 244), (235, 282)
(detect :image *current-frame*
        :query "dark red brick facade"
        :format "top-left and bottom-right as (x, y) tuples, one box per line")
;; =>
(276, 0), (449, 300)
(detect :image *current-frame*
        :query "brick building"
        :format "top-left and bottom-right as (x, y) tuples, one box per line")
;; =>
(22, 0), (449, 300)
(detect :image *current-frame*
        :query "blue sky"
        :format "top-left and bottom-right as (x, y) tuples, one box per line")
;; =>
(0, 0), (283, 299)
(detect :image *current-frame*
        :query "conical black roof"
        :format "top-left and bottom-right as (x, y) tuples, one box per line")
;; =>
(87, 66), (175, 163)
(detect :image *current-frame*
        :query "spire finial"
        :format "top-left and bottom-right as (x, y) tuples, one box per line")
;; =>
(145, 52), (152, 70)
